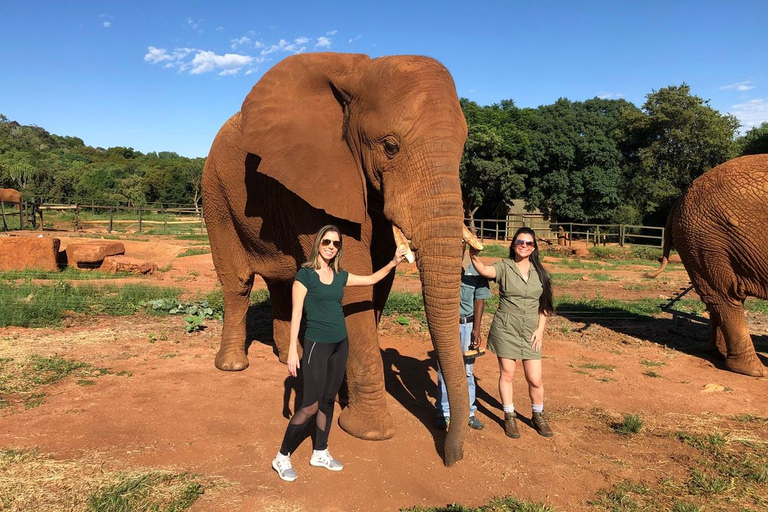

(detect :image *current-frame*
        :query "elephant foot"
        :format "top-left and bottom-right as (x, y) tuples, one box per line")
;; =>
(215, 347), (249, 371)
(443, 425), (465, 466)
(338, 404), (395, 440)
(725, 353), (766, 377)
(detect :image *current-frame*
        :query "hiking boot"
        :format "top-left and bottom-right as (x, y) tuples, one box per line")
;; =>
(468, 416), (484, 430)
(309, 449), (344, 471)
(272, 454), (298, 482)
(504, 412), (520, 439)
(532, 412), (554, 437)
(436, 416), (450, 430)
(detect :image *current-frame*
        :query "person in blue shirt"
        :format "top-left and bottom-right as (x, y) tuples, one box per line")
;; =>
(272, 224), (408, 482)
(435, 242), (491, 431)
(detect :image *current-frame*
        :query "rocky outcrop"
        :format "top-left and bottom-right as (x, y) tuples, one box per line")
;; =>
(0, 237), (61, 271)
(100, 255), (156, 275)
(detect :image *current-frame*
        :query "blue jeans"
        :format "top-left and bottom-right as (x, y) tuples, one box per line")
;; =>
(436, 322), (477, 418)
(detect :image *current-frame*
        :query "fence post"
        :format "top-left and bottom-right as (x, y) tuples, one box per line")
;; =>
(660, 227), (664, 248)
(109, 210), (113, 233)
(20, 202), (25, 230)
(0, 201), (7, 231)
(480, 219), (485, 242)
(163, 205), (167, 232)
(74, 204), (80, 234)
(620, 224), (625, 247)
(138, 206), (142, 233)
(39, 205), (44, 231)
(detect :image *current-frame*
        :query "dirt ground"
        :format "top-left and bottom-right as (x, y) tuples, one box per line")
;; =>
(1, 233), (767, 511)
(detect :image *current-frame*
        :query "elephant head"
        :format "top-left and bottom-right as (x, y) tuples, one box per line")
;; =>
(236, 53), (470, 464)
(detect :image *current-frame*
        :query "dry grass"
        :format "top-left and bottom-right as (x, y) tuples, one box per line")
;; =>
(0, 449), (211, 512)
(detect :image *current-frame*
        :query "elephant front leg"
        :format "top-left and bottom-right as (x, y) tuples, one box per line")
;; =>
(216, 287), (252, 371)
(338, 303), (395, 440)
(711, 303), (766, 377)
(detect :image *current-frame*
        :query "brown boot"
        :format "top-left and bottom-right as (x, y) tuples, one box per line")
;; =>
(532, 412), (553, 437)
(504, 412), (520, 439)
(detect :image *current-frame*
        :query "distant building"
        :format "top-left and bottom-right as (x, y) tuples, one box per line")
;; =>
(491, 200), (554, 240)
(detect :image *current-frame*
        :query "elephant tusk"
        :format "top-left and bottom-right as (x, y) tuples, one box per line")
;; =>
(462, 225), (484, 251)
(392, 225), (416, 264)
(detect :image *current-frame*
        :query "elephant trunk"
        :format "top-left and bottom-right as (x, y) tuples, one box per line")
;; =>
(412, 213), (467, 466)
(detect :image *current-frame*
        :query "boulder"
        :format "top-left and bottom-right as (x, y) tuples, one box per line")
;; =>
(100, 255), (156, 275)
(573, 247), (590, 258)
(0, 237), (61, 271)
(66, 241), (125, 266)
(668, 254), (682, 263)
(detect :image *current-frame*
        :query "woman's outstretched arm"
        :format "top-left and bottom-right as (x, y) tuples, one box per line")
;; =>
(469, 247), (497, 280)
(346, 246), (409, 287)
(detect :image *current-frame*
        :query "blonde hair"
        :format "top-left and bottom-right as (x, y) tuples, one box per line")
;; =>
(302, 225), (343, 273)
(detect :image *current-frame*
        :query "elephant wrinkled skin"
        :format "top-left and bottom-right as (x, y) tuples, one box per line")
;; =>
(202, 53), (470, 465)
(651, 154), (768, 377)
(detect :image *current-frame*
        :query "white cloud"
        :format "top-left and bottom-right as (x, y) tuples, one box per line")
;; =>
(216, 26), (224, 31)
(597, 92), (625, 100)
(254, 41), (264, 49)
(721, 81), (755, 92)
(730, 98), (768, 130)
(230, 36), (251, 50)
(348, 34), (362, 44)
(190, 51), (253, 75)
(145, 46), (172, 64)
(326, 30), (337, 35)
(103, 21), (111, 28)
(261, 38), (308, 55)
(315, 37), (332, 49)
(295, 37), (310, 45)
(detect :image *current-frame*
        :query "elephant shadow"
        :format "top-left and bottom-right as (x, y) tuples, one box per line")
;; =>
(556, 304), (768, 369)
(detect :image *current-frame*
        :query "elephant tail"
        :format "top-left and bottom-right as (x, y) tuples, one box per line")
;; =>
(646, 199), (678, 279)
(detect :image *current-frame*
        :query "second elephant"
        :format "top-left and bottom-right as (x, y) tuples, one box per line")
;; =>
(202, 53), (471, 465)
(651, 154), (768, 377)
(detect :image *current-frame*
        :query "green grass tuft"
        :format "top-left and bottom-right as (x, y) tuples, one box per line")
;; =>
(613, 414), (644, 435)
(176, 247), (210, 258)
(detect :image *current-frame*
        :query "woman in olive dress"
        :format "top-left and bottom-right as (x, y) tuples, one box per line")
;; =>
(470, 227), (554, 438)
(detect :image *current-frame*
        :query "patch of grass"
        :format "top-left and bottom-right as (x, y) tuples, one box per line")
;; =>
(592, 273), (618, 281)
(176, 247), (210, 258)
(174, 234), (210, 241)
(671, 502), (702, 512)
(0, 281), (181, 327)
(402, 495), (557, 511)
(640, 359), (666, 367)
(676, 432), (726, 454)
(580, 362), (615, 371)
(0, 354), (109, 410)
(746, 298), (768, 314)
(0, 267), (130, 281)
(550, 273), (584, 284)
(643, 370), (662, 378)
(383, 291), (424, 315)
(158, 263), (174, 272)
(612, 414), (644, 435)
(687, 468), (734, 496)
(0, 449), (208, 512)
(476, 243), (510, 259)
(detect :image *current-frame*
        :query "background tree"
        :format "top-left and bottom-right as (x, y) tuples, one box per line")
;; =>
(738, 122), (768, 155)
(618, 84), (739, 225)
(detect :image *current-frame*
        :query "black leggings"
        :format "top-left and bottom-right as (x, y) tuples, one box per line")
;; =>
(279, 337), (348, 455)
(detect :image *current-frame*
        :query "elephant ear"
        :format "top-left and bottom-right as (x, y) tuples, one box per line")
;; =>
(240, 53), (371, 225)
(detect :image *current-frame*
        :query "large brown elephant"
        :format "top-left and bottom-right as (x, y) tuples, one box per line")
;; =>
(650, 154), (768, 377)
(202, 53), (470, 465)
(0, 188), (22, 206)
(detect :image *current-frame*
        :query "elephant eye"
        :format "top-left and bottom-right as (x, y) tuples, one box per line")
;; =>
(383, 139), (400, 157)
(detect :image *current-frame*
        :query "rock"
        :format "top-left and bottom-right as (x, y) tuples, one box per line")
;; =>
(66, 241), (125, 266)
(100, 255), (156, 275)
(701, 383), (726, 393)
(573, 248), (590, 258)
(668, 254), (682, 263)
(0, 237), (61, 271)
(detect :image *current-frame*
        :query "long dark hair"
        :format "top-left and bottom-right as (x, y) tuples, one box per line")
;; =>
(510, 227), (554, 315)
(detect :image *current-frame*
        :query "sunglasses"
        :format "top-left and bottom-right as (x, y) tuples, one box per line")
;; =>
(321, 239), (342, 249)
(514, 240), (535, 248)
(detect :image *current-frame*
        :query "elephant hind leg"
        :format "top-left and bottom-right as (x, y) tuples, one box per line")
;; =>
(216, 285), (253, 371)
(711, 304), (766, 377)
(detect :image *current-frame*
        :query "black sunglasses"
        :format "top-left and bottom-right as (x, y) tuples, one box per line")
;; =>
(321, 238), (342, 249)
(514, 240), (535, 248)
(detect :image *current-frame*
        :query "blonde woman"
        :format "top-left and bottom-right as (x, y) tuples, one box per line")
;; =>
(272, 225), (408, 481)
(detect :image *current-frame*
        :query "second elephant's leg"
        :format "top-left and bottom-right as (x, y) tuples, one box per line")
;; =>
(216, 284), (253, 371)
(712, 303), (766, 377)
(338, 288), (395, 440)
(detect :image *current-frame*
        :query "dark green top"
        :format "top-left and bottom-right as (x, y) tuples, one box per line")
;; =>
(295, 267), (349, 343)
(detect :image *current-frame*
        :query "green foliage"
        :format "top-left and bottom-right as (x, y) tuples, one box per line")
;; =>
(0, 115), (205, 206)
(383, 292), (424, 315)
(738, 122), (768, 155)
(0, 281), (181, 327)
(613, 414), (644, 435)
(144, 297), (222, 332)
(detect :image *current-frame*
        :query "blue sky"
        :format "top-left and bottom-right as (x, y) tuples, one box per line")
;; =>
(2, 1), (767, 158)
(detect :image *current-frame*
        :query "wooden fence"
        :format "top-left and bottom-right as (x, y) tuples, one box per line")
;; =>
(467, 218), (665, 248)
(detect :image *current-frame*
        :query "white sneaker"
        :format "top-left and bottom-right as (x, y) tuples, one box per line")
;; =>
(309, 449), (344, 471)
(272, 454), (298, 482)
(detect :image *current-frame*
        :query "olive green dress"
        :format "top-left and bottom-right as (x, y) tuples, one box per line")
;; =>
(487, 258), (543, 360)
